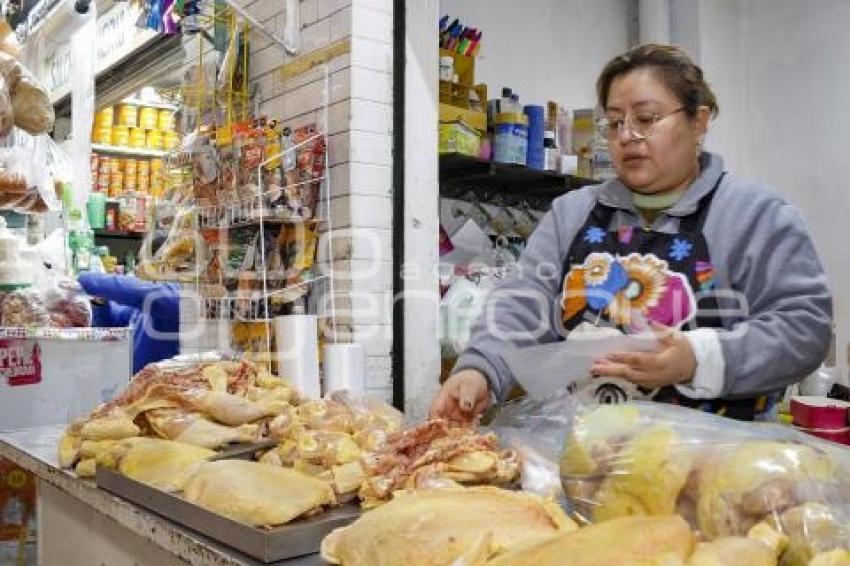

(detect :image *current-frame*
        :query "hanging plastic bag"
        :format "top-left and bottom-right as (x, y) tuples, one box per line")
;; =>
(40, 274), (92, 328)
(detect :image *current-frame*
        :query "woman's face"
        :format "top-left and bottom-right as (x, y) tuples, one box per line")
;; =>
(605, 68), (709, 194)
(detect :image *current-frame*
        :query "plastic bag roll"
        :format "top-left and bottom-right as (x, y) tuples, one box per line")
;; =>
(323, 343), (365, 395)
(273, 315), (320, 399)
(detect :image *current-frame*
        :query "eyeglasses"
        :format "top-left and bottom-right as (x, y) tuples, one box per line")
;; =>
(596, 107), (686, 140)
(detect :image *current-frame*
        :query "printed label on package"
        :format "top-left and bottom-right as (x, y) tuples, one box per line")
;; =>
(0, 340), (42, 386)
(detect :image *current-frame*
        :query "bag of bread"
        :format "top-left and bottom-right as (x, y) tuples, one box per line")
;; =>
(0, 51), (54, 135)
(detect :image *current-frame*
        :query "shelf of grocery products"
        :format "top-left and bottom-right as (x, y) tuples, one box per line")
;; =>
(92, 144), (169, 159)
(119, 99), (179, 112)
(94, 229), (147, 240)
(439, 152), (599, 208)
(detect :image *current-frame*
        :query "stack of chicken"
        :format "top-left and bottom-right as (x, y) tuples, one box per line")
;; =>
(59, 358), (298, 477)
(559, 404), (850, 566)
(356, 419), (521, 508)
(257, 392), (406, 500)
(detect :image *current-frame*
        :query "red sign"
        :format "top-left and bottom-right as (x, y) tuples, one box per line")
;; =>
(0, 340), (42, 386)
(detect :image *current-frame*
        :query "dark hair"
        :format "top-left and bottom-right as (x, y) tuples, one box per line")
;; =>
(596, 43), (719, 119)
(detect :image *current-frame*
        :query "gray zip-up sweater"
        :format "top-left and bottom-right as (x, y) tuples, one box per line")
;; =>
(454, 152), (833, 401)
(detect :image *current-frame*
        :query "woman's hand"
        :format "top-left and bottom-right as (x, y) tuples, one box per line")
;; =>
(429, 369), (491, 425)
(590, 327), (697, 389)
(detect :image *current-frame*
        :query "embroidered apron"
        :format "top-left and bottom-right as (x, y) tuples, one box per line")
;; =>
(560, 174), (769, 421)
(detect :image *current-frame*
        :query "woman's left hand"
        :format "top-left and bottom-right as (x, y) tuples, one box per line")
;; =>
(590, 326), (697, 389)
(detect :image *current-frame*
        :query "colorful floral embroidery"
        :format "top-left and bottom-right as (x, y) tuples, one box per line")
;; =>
(669, 238), (694, 261)
(607, 254), (668, 327)
(582, 253), (614, 286)
(586, 260), (628, 311)
(618, 225), (635, 246)
(562, 268), (586, 321)
(583, 226), (607, 244)
(647, 272), (696, 329)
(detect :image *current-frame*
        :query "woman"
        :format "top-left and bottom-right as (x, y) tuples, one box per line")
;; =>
(430, 44), (832, 423)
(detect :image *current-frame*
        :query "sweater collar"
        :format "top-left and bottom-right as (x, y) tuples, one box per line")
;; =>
(596, 152), (725, 217)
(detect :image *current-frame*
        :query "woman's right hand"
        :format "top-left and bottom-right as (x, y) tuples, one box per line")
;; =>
(429, 369), (491, 425)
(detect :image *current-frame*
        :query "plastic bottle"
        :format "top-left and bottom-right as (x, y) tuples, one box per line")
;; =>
(500, 88), (512, 114)
(543, 131), (557, 171)
(510, 93), (520, 113)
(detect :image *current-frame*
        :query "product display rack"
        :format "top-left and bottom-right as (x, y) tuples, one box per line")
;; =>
(439, 152), (598, 209)
(91, 144), (170, 159)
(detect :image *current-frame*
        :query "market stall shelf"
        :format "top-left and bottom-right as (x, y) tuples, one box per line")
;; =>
(0, 426), (325, 565)
(439, 152), (598, 209)
(96, 468), (360, 563)
(91, 144), (169, 159)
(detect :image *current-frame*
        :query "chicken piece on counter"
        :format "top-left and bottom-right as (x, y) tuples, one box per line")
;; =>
(182, 460), (336, 527)
(321, 486), (576, 565)
(96, 437), (214, 492)
(358, 419), (520, 508)
(687, 537), (777, 566)
(145, 409), (260, 448)
(484, 515), (693, 566)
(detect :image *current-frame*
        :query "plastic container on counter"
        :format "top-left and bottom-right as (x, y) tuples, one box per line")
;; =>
(493, 112), (528, 165)
(87, 192), (106, 229)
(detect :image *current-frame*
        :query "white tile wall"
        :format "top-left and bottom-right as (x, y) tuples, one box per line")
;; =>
(239, 0), (394, 394)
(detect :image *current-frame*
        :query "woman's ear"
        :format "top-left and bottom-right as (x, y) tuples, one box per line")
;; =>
(693, 105), (711, 139)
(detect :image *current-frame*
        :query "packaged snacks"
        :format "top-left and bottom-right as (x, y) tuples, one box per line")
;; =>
(42, 276), (92, 328)
(1, 288), (49, 326)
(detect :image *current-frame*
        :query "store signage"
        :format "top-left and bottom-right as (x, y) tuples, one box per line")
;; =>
(43, 3), (157, 102)
(0, 340), (42, 386)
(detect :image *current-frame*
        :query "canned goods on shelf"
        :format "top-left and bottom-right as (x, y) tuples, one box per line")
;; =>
(129, 128), (147, 149)
(123, 159), (138, 175)
(146, 129), (163, 150)
(158, 110), (175, 131)
(94, 107), (114, 129)
(111, 126), (130, 147)
(93, 127), (112, 145)
(139, 107), (158, 130)
(117, 105), (138, 128)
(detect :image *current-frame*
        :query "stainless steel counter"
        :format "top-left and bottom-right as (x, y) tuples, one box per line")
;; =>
(0, 425), (325, 566)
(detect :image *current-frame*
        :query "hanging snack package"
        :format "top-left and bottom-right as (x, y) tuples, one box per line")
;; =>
(284, 125), (326, 220)
(235, 120), (265, 201)
(191, 135), (221, 207)
(0, 51), (54, 136)
(535, 398), (850, 565)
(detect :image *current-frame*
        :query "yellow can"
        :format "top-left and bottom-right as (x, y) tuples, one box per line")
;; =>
(111, 126), (130, 147)
(123, 159), (138, 175)
(116, 105), (139, 128)
(146, 129), (163, 150)
(139, 107), (158, 130)
(128, 128), (146, 149)
(98, 156), (112, 175)
(163, 131), (179, 150)
(149, 158), (163, 172)
(157, 110), (175, 131)
(109, 173), (124, 197)
(138, 159), (151, 174)
(92, 127), (112, 145)
(108, 158), (122, 175)
(94, 107), (114, 129)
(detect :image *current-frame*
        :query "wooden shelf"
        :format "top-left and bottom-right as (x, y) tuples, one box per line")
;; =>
(92, 144), (168, 158)
(439, 152), (598, 208)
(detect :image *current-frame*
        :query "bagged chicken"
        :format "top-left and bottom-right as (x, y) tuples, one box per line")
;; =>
(546, 399), (850, 566)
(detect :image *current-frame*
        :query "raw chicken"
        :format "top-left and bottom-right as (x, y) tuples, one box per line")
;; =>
(321, 486), (575, 565)
(183, 460), (336, 527)
(687, 537), (777, 566)
(145, 409), (259, 449)
(96, 437), (214, 492)
(484, 515), (694, 566)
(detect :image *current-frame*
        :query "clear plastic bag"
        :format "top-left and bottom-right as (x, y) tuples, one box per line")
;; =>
(41, 275), (92, 328)
(547, 399), (850, 564)
(0, 288), (49, 327)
